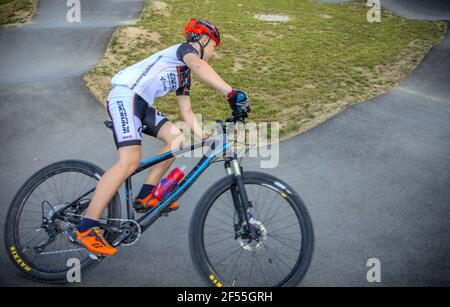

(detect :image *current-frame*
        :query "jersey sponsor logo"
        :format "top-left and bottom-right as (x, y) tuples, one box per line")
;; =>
(155, 110), (166, 126)
(131, 55), (163, 90)
(169, 73), (177, 91)
(117, 101), (130, 134)
(177, 65), (191, 87)
(160, 76), (168, 91)
(161, 73), (178, 92)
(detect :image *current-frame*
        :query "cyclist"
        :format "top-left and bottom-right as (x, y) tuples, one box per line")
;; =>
(71, 18), (251, 256)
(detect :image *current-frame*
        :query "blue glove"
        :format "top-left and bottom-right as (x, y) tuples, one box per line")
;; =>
(227, 89), (251, 117)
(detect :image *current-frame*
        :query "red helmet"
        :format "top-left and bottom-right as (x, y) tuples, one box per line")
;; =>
(184, 18), (221, 47)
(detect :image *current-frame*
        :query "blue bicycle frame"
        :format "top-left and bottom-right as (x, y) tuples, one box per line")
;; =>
(125, 122), (236, 232)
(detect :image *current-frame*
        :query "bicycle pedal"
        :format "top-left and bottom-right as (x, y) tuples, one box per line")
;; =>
(162, 206), (178, 216)
(69, 232), (82, 247)
(134, 207), (151, 214)
(135, 203), (178, 215)
(88, 253), (103, 261)
(133, 200), (154, 213)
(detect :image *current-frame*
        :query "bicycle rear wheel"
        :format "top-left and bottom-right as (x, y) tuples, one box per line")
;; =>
(4, 160), (121, 283)
(189, 171), (314, 287)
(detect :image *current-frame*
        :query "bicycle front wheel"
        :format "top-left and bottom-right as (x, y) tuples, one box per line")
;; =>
(189, 171), (314, 287)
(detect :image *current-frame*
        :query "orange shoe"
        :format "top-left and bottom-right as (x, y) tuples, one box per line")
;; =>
(72, 227), (117, 256)
(133, 193), (179, 213)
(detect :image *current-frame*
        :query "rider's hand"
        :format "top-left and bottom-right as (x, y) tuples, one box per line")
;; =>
(227, 89), (251, 118)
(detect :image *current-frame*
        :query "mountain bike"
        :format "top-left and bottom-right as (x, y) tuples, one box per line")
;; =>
(4, 116), (314, 287)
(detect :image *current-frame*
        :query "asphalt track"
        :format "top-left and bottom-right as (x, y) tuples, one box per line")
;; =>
(0, 0), (449, 286)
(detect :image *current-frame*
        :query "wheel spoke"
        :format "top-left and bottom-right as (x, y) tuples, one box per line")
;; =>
(263, 244), (291, 273)
(201, 178), (311, 287)
(213, 246), (243, 267)
(266, 233), (300, 252)
(7, 165), (113, 275)
(205, 235), (235, 248)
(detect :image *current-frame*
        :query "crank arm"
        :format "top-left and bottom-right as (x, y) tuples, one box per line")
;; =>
(111, 231), (130, 247)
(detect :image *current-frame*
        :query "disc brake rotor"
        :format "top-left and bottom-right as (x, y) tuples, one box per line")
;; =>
(237, 219), (267, 252)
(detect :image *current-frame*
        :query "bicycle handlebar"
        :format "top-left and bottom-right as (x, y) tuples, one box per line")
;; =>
(226, 115), (246, 124)
(215, 114), (246, 135)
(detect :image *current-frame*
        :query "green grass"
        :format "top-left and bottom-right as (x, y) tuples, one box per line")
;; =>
(84, 0), (446, 138)
(0, 0), (15, 5)
(0, 0), (37, 27)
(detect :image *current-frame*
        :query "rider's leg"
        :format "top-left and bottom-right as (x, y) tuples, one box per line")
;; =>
(73, 145), (141, 256)
(84, 145), (141, 220)
(74, 86), (144, 255)
(142, 121), (186, 186)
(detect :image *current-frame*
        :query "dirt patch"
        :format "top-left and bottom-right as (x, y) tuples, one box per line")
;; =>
(212, 51), (224, 60)
(232, 60), (244, 72)
(0, 0), (38, 27)
(256, 30), (285, 41)
(83, 26), (160, 105)
(117, 27), (161, 44)
(303, 83), (316, 90)
(254, 14), (290, 22)
(148, 31), (161, 43)
(83, 74), (111, 106)
(150, 1), (171, 17)
(319, 13), (333, 19)
(223, 34), (238, 41)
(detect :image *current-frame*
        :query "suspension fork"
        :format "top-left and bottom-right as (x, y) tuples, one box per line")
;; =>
(224, 157), (257, 238)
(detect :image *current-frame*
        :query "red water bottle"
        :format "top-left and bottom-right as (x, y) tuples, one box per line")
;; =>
(151, 166), (186, 201)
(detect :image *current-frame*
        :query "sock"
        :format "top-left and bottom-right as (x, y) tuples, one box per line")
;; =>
(77, 218), (100, 232)
(137, 184), (155, 199)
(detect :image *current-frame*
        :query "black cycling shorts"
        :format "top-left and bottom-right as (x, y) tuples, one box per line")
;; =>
(106, 86), (169, 149)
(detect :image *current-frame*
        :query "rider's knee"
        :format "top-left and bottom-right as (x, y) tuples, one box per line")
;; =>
(115, 159), (140, 176)
(116, 147), (141, 175)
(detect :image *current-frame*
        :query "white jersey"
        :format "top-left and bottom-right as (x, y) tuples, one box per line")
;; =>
(110, 43), (197, 105)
